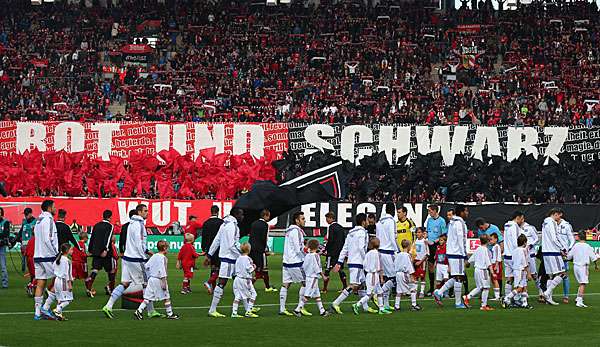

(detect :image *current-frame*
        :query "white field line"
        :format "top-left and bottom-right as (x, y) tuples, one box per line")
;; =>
(1, 292), (599, 316)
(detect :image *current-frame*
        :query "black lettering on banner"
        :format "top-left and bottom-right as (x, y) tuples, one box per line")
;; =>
(287, 124), (599, 164)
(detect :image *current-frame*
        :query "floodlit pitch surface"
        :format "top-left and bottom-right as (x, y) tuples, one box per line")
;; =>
(1, 254), (600, 346)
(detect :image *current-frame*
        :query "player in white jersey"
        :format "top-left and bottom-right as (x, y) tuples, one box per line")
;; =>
(352, 238), (391, 315)
(294, 239), (330, 317)
(463, 235), (494, 311)
(231, 243), (258, 318)
(503, 211), (524, 298)
(394, 239), (422, 311)
(541, 208), (568, 306)
(206, 208), (245, 318)
(330, 213), (376, 314)
(134, 240), (179, 320)
(503, 235), (532, 309)
(522, 221), (542, 298)
(279, 211), (308, 316)
(433, 205), (469, 309)
(52, 243), (73, 321)
(103, 204), (159, 319)
(557, 215), (575, 304)
(33, 200), (59, 321)
(377, 203), (399, 309)
(567, 231), (599, 308)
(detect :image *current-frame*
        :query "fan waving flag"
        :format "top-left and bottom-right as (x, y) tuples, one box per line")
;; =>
(234, 160), (352, 235)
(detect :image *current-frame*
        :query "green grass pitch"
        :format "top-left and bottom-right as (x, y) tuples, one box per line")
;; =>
(1, 253), (600, 346)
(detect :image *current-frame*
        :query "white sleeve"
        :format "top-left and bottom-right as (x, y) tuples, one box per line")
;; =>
(296, 229), (305, 259)
(468, 253), (475, 264)
(589, 246), (598, 263)
(337, 238), (349, 264)
(208, 229), (221, 257)
(548, 222), (563, 250)
(567, 247), (574, 261)
(566, 226), (575, 250)
(229, 227), (241, 255)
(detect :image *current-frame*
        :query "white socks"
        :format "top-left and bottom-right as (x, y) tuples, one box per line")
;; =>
(410, 291), (417, 306)
(279, 287), (288, 312)
(454, 281), (462, 306)
(545, 276), (563, 296)
(333, 288), (351, 306)
(481, 289), (489, 307)
(106, 284), (125, 310)
(232, 300), (240, 315)
(439, 278), (456, 293)
(298, 287), (306, 308)
(209, 286), (224, 313)
(505, 283), (513, 296)
(467, 287), (481, 299)
(43, 290), (56, 311)
(55, 301), (71, 314)
(34, 296), (43, 316)
(358, 290), (369, 310)
(494, 287), (500, 299)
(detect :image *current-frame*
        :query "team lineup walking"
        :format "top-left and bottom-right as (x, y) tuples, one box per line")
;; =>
(23, 200), (598, 321)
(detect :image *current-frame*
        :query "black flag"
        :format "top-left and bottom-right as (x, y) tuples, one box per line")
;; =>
(234, 161), (352, 235)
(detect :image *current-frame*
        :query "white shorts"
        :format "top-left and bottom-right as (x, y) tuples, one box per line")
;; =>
(513, 269), (528, 288)
(144, 277), (170, 301)
(218, 261), (236, 279)
(474, 268), (491, 289)
(379, 252), (396, 278)
(543, 254), (565, 275)
(528, 254), (537, 275)
(233, 277), (257, 300)
(365, 272), (383, 295)
(121, 260), (146, 285)
(55, 277), (73, 302)
(448, 257), (465, 276)
(395, 272), (414, 294)
(348, 266), (365, 285)
(574, 264), (589, 284)
(504, 259), (514, 278)
(34, 261), (55, 280)
(282, 266), (305, 284)
(304, 277), (321, 298)
(435, 264), (449, 282)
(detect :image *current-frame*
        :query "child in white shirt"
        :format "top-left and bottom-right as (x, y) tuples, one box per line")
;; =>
(295, 239), (329, 317)
(134, 240), (179, 320)
(464, 235), (494, 311)
(232, 243), (258, 318)
(395, 239), (422, 311)
(353, 238), (391, 315)
(567, 231), (599, 308)
(52, 243), (74, 321)
(503, 235), (532, 309)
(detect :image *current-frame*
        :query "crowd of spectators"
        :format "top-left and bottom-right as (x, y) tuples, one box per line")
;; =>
(0, 0), (599, 125)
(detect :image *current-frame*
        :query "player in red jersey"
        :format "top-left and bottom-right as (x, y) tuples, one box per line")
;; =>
(177, 233), (200, 294)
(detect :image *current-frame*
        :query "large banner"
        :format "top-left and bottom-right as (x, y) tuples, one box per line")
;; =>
(3, 121), (600, 164)
(0, 122), (288, 160)
(288, 123), (600, 164)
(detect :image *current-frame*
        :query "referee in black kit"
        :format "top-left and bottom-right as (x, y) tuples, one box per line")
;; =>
(87, 210), (115, 297)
